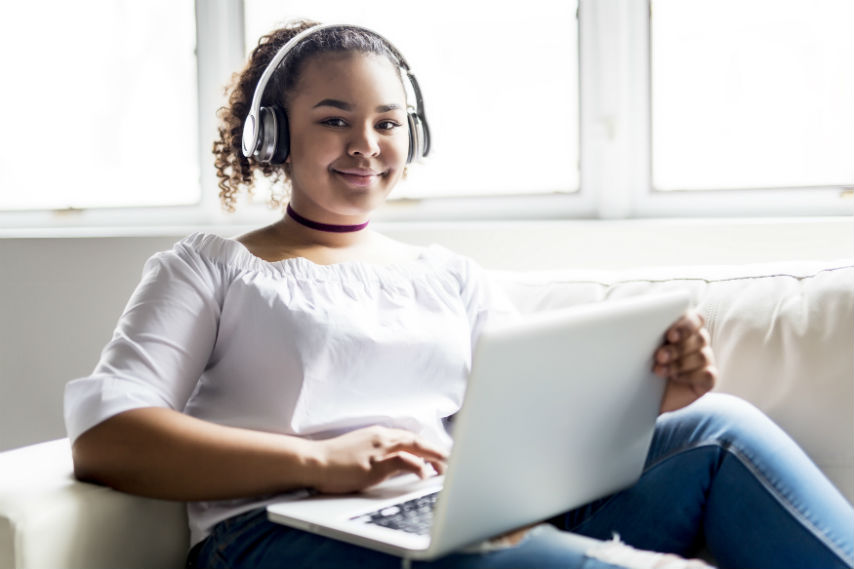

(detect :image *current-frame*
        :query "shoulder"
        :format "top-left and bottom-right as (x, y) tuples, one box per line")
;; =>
(160, 232), (276, 271)
(142, 232), (258, 290)
(150, 233), (228, 269)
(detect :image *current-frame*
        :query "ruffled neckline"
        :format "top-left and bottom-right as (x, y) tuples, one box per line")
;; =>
(177, 232), (456, 283)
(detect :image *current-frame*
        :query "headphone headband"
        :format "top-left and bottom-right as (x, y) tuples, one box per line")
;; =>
(241, 23), (430, 163)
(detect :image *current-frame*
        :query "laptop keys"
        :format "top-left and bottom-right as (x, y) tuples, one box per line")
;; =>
(350, 491), (439, 536)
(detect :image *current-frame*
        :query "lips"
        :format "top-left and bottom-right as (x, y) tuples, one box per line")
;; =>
(333, 167), (383, 188)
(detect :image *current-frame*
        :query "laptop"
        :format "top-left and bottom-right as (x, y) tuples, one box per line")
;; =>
(267, 291), (691, 560)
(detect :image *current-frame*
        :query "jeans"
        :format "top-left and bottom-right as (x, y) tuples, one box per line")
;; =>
(190, 394), (854, 569)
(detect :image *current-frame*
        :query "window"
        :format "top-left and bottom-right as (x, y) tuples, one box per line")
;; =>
(1, 0), (849, 225)
(0, 1), (199, 211)
(651, 0), (854, 191)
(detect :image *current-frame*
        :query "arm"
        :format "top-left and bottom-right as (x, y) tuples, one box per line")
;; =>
(72, 407), (447, 501)
(72, 407), (313, 500)
(654, 310), (718, 414)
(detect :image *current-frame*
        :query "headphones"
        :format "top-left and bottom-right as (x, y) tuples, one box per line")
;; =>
(241, 23), (431, 165)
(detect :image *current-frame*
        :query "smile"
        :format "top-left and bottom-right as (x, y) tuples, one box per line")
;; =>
(333, 168), (384, 188)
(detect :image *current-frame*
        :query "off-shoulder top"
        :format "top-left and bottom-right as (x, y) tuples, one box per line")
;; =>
(64, 232), (516, 545)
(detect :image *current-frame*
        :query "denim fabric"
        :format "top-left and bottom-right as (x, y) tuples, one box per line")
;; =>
(191, 394), (854, 569)
(190, 510), (626, 569)
(555, 394), (854, 569)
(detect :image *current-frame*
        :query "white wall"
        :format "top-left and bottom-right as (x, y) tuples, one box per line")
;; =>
(380, 217), (853, 270)
(0, 217), (850, 451)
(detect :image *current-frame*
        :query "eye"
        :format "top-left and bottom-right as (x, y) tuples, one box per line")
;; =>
(377, 120), (402, 131)
(320, 118), (348, 128)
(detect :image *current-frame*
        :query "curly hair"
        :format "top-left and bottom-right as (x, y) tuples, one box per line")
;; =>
(212, 20), (409, 212)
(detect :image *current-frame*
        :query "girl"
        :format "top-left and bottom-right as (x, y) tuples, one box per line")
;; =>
(65, 20), (854, 569)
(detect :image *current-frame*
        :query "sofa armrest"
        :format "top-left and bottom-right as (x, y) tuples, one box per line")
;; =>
(0, 439), (187, 569)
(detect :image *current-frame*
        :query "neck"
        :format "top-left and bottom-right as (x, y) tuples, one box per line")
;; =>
(286, 204), (370, 234)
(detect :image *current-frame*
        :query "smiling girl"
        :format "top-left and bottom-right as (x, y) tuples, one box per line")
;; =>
(64, 20), (853, 569)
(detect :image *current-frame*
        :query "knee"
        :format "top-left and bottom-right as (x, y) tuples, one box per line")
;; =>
(684, 392), (767, 426)
(653, 393), (782, 456)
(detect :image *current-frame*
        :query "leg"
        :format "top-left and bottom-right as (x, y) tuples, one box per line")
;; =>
(553, 394), (854, 569)
(191, 508), (702, 569)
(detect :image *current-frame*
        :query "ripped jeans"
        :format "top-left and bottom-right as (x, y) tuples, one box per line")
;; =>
(189, 395), (854, 569)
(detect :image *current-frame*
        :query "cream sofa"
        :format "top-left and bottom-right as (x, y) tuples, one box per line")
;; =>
(1, 259), (851, 569)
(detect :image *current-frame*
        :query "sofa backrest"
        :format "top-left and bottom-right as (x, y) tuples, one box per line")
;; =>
(492, 259), (854, 503)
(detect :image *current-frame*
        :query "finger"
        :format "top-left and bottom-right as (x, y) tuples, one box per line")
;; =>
(372, 451), (432, 481)
(670, 366), (717, 394)
(656, 328), (710, 366)
(653, 348), (715, 381)
(665, 311), (705, 344)
(663, 325), (709, 355)
(429, 458), (447, 475)
(384, 444), (447, 477)
(664, 346), (714, 376)
(364, 427), (448, 474)
(655, 339), (694, 365)
(386, 437), (448, 463)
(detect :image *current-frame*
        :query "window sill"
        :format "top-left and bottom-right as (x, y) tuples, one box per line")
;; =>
(0, 216), (848, 271)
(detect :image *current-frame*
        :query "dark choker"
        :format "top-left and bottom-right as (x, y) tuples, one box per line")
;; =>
(286, 204), (370, 233)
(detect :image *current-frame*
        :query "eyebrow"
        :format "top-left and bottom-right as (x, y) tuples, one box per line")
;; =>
(313, 99), (403, 113)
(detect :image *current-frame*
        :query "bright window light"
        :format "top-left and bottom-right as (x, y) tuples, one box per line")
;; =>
(651, 0), (854, 191)
(0, 1), (200, 211)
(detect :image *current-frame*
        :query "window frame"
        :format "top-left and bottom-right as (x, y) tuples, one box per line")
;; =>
(0, 0), (849, 231)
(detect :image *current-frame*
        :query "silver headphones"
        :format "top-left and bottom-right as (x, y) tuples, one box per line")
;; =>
(241, 23), (431, 165)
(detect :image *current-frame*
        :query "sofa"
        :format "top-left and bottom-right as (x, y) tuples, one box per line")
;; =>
(1, 258), (851, 569)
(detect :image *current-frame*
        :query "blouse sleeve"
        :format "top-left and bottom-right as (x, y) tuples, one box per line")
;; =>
(64, 238), (223, 444)
(454, 254), (520, 349)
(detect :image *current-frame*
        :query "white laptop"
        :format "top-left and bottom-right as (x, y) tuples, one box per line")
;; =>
(267, 291), (690, 561)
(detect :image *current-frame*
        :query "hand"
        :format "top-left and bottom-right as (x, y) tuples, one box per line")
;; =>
(307, 426), (448, 494)
(654, 310), (717, 414)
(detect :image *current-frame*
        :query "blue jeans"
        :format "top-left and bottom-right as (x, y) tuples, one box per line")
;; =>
(190, 394), (854, 569)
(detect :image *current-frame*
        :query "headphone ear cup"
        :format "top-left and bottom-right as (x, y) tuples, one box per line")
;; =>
(255, 106), (290, 164)
(418, 112), (430, 158)
(269, 106), (290, 164)
(407, 111), (425, 164)
(406, 112), (417, 164)
(406, 110), (430, 164)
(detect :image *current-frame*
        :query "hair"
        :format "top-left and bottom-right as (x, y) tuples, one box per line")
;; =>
(212, 19), (410, 212)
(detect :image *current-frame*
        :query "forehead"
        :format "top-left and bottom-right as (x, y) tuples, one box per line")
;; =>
(290, 52), (407, 107)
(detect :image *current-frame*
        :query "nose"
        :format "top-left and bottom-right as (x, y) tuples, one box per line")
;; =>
(348, 123), (380, 157)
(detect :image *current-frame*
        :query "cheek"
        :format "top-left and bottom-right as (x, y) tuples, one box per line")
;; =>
(386, 130), (410, 167)
(301, 132), (339, 162)
(287, 135), (337, 176)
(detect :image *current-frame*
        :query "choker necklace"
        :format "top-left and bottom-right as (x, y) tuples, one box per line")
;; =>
(286, 204), (370, 233)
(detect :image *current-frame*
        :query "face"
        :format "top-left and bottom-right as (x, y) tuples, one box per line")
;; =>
(284, 51), (409, 223)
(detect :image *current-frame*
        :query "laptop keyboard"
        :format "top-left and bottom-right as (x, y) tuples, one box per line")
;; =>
(350, 491), (440, 536)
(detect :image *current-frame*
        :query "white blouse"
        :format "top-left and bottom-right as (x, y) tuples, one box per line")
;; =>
(63, 232), (516, 545)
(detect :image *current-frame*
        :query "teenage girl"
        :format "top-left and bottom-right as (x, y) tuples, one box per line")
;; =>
(65, 20), (854, 569)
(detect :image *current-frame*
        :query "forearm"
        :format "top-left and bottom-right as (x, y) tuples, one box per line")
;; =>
(71, 407), (319, 501)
